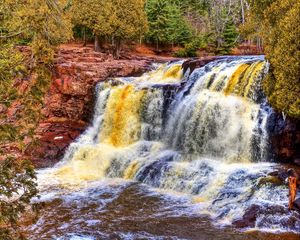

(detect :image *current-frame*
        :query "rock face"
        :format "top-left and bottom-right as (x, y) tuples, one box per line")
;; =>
(232, 204), (261, 228)
(16, 46), (300, 168)
(182, 57), (220, 74)
(267, 112), (300, 165)
(27, 46), (156, 167)
(294, 198), (300, 211)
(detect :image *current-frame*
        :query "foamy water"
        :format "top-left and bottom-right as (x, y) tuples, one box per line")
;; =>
(26, 57), (300, 239)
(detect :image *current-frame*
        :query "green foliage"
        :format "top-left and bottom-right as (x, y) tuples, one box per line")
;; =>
(217, 19), (238, 54)
(105, 0), (148, 41)
(145, 0), (244, 53)
(72, 0), (148, 57)
(0, 45), (25, 107)
(0, 1), (73, 239)
(146, 0), (193, 47)
(0, 124), (19, 143)
(245, 0), (300, 118)
(0, 157), (39, 239)
(174, 37), (206, 57)
(72, 25), (94, 43)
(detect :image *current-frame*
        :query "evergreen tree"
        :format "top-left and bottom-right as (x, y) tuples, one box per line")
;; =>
(0, 1), (73, 238)
(104, 0), (148, 58)
(218, 19), (238, 54)
(72, 0), (148, 58)
(146, 0), (193, 49)
(71, 0), (106, 51)
(243, 0), (300, 118)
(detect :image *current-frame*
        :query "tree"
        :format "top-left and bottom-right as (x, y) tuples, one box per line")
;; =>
(103, 0), (148, 58)
(0, 158), (38, 239)
(71, 0), (105, 50)
(243, 0), (300, 118)
(72, 0), (148, 58)
(218, 18), (238, 54)
(263, 0), (300, 118)
(146, 0), (193, 49)
(0, 1), (72, 238)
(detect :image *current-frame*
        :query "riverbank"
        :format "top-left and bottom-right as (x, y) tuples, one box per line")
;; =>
(12, 48), (300, 237)
(1, 44), (299, 169)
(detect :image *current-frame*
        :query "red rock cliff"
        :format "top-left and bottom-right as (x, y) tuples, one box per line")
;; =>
(27, 45), (158, 167)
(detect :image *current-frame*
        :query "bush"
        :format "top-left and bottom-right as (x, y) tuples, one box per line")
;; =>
(174, 37), (207, 57)
(0, 157), (39, 239)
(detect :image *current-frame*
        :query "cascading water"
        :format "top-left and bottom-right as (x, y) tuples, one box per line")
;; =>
(28, 56), (300, 239)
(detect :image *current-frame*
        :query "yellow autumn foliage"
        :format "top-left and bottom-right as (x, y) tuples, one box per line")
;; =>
(242, 0), (300, 118)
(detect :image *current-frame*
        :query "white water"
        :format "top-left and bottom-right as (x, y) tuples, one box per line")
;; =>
(34, 56), (300, 236)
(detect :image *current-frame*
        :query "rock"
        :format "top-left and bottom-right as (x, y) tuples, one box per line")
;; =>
(267, 112), (300, 163)
(6, 100), (22, 120)
(257, 175), (283, 186)
(267, 169), (289, 183)
(268, 170), (279, 177)
(108, 233), (122, 240)
(182, 57), (221, 74)
(294, 198), (300, 211)
(294, 158), (300, 166)
(25, 120), (87, 168)
(232, 204), (261, 228)
(27, 45), (157, 167)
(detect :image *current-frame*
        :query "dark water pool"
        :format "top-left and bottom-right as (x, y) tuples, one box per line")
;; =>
(23, 180), (300, 240)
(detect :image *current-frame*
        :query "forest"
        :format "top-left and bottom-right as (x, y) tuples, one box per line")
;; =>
(0, 0), (299, 239)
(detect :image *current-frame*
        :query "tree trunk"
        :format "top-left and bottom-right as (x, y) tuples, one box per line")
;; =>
(83, 27), (87, 47)
(240, 0), (245, 25)
(94, 35), (101, 52)
(113, 38), (121, 59)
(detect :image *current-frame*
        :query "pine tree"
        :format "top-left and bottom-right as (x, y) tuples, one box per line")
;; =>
(146, 0), (193, 49)
(243, 0), (300, 118)
(0, 1), (73, 238)
(218, 19), (238, 54)
(104, 0), (148, 58)
(72, 0), (148, 58)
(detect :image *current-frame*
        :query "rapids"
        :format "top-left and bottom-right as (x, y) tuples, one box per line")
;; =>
(26, 56), (300, 239)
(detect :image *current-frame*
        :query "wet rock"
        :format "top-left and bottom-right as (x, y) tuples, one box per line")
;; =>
(136, 154), (175, 186)
(268, 170), (279, 177)
(22, 45), (157, 167)
(233, 204), (292, 229)
(293, 198), (300, 211)
(267, 170), (289, 183)
(25, 120), (87, 168)
(267, 112), (300, 164)
(233, 204), (261, 228)
(109, 233), (122, 240)
(182, 57), (220, 74)
(294, 158), (300, 166)
(257, 175), (283, 186)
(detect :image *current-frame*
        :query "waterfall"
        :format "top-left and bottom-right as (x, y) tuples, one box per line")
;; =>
(36, 56), (300, 232)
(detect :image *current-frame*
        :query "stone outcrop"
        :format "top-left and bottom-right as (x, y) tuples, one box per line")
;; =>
(27, 46), (157, 167)
(8, 45), (299, 168)
(267, 113), (300, 165)
(182, 57), (220, 74)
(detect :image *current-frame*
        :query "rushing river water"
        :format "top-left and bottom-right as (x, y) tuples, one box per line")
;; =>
(26, 56), (300, 239)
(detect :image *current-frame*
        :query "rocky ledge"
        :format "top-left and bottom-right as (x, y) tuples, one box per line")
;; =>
(25, 46), (162, 167)
(26, 46), (220, 168)
(19, 46), (299, 168)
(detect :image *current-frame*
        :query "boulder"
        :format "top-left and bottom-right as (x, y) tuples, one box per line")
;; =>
(232, 204), (261, 228)
(267, 113), (300, 164)
(182, 57), (220, 74)
(294, 198), (300, 211)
